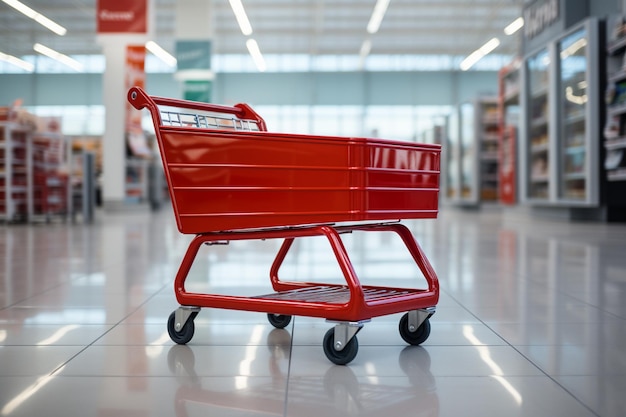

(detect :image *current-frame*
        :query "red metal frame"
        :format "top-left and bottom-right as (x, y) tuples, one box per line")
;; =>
(128, 87), (440, 322)
(173, 222), (438, 322)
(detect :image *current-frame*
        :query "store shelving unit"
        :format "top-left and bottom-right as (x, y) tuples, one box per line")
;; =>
(1, 110), (98, 223)
(0, 121), (32, 222)
(520, 17), (601, 208)
(31, 131), (69, 221)
(67, 136), (101, 218)
(498, 59), (521, 205)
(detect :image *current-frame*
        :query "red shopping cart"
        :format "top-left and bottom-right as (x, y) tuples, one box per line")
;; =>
(128, 87), (441, 365)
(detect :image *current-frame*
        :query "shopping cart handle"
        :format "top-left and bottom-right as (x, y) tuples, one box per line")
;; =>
(127, 86), (267, 131)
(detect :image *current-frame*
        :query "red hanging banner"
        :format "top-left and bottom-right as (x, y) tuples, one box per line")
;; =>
(97, 0), (148, 34)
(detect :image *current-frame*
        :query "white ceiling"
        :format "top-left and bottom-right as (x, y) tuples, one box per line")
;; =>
(0, 0), (523, 63)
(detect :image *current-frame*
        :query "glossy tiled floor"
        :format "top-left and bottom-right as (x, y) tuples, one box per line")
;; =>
(1, 206), (625, 417)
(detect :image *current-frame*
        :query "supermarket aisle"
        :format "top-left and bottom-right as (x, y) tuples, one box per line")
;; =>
(0, 207), (625, 417)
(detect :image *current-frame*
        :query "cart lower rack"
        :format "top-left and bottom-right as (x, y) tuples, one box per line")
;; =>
(128, 87), (441, 365)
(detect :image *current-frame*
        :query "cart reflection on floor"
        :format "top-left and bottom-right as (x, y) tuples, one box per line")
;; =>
(167, 335), (439, 417)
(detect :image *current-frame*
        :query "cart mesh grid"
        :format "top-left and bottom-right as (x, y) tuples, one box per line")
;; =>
(160, 109), (261, 131)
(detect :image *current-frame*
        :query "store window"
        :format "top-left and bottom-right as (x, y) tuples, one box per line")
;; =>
(23, 104), (451, 141)
(26, 105), (105, 136)
(1, 53), (513, 74)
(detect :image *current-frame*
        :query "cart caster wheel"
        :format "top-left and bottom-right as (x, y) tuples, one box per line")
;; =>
(267, 313), (292, 329)
(323, 328), (359, 365)
(399, 313), (431, 345)
(168, 311), (196, 345)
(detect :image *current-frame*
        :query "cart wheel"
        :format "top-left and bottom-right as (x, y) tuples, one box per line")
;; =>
(168, 311), (196, 345)
(267, 313), (292, 329)
(323, 328), (359, 365)
(398, 313), (431, 345)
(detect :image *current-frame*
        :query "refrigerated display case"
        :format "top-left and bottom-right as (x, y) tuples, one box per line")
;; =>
(521, 18), (601, 207)
(557, 22), (600, 204)
(604, 14), (626, 218)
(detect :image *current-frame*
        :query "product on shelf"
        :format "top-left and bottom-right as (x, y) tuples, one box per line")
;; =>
(564, 151), (585, 174)
(605, 149), (624, 170)
(612, 16), (626, 40)
(604, 116), (619, 139)
(531, 155), (548, 179)
(531, 133), (548, 147)
(608, 81), (626, 107)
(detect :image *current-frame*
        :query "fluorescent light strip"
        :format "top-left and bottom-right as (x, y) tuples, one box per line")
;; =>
(2, 0), (67, 35)
(460, 37), (500, 71)
(367, 0), (390, 34)
(479, 37), (501, 54)
(504, 17), (524, 35)
(229, 0), (253, 36)
(33, 43), (82, 71)
(0, 50), (34, 71)
(246, 38), (266, 72)
(146, 41), (177, 67)
(358, 39), (372, 70)
(360, 39), (372, 58)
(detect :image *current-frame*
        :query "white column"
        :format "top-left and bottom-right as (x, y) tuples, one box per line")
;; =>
(98, 19), (152, 210)
(100, 36), (128, 209)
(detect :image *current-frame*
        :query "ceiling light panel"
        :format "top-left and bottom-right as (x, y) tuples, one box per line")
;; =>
(33, 43), (82, 71)
(0, 0), (523, 61)
(2, 0), (67, 35)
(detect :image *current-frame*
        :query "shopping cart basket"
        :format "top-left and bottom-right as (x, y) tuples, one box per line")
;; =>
(128, 87), (441, 365)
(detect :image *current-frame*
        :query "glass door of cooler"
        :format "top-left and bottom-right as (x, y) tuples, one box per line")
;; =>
(459, 102), (479, 203)
(526, 48), (551, 202)
(556, 20), (599, 205)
